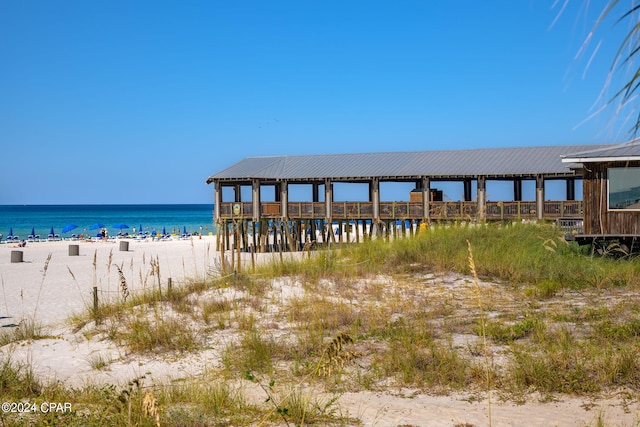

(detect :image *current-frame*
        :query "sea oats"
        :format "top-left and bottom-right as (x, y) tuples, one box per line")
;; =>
(115, 264), (130, 302)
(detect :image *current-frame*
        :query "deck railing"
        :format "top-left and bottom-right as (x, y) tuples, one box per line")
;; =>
(218, 200), (584, 221)
(287, 202), (326, 218)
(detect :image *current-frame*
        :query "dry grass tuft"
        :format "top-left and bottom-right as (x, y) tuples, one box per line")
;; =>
(142, 389), (160, 427)
(115, 263), (130, 302)
(317, 332), (361, 377)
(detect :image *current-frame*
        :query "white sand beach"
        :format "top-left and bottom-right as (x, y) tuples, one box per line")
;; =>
(0, 236), (637, 426)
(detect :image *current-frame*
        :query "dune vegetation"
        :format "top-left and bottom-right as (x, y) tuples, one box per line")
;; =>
(1, 222), (639, 426)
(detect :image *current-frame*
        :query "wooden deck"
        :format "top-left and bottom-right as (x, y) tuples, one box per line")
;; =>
(218, 200), (583, 221)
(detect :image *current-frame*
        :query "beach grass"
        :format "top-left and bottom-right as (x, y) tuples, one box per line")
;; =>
(1, 222), (640, 426)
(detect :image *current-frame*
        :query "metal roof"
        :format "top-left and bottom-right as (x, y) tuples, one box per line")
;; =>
(207, 144), (613, 183)
(561, 139), (640, 163)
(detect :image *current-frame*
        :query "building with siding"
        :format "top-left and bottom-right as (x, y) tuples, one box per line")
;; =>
(561, 140), (640, 252)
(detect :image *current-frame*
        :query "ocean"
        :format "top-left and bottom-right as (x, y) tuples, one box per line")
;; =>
(0, 204), (215, 241)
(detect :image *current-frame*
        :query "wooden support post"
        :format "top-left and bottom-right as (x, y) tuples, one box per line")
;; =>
(464, 179), (473, 201)
(278, 222), (284, 263)
(240, 220), (247, 252)
(566, 178), (575, 201)
(302, 220), (308, 248)
(514, 178), (523, 201)
(284, 219), (294, 252)
(260, 220), (267, 253)
(477, 177), (486, 221)
(93, 286), (99, 319)
(252, 221), (257, 253)
(236, 221), (241, 274)
(536, 175), (545, 221)
(298, 220), (303, 250)
(230, 221), (235, 272)
(329, 222), (337, 245)
(355, 219), (361, 243)
(346, 220), (351, 243)
(216, 221), (222, 252)
(220, 233), (226, 274)
(168, 277), (172, 294)
(294, 220), (300, 251)
(251, 243), (255, 273)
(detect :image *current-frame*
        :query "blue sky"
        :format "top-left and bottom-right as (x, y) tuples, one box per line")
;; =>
(0, 1), (634, 204)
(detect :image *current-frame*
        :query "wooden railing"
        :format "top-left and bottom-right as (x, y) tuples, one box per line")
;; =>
(287, 202), (326, 218)
(218, 200), (584, 221)
(484, 201), (537, 220)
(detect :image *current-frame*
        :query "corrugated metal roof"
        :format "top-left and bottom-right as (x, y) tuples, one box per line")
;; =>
(561, 139), (640, 162)
(207, 144), (613, 183)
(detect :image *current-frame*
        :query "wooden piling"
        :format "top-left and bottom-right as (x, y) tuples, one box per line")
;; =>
(295, 220), (302, 251)
(93, 286), (99, 317)
(278, 222), (284, 263)
(260, 219), (267, 253)
(251, 243), (255, 273)
(236, 221), (241, 274)
(240, 220), (248, 252)
(220, 228), (226, 274)
(284, 220), (294, 252)
(232, 221), (236, 267)
(252, 221), (257, 253)
(345, 220), (350, 243)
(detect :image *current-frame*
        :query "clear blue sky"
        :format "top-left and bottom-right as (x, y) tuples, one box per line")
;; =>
(0, 1), (633, 204)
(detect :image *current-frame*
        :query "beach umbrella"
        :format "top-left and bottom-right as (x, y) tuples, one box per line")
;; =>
(183, 226), (187, 235)
(62, 224), (78, 234)
(8, 228), (13, 237)
(112, 223), (129, 231)
(89, 223), (105, 230)
(162, 226), (167, 236)
(30, 227), (35, 237)
(139, 224), (143, 234)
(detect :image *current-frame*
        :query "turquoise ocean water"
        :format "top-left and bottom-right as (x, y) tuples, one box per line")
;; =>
(0, 205), (215, 241)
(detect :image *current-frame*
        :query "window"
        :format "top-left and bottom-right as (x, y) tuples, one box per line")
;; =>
(608, 167), (640, 210)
